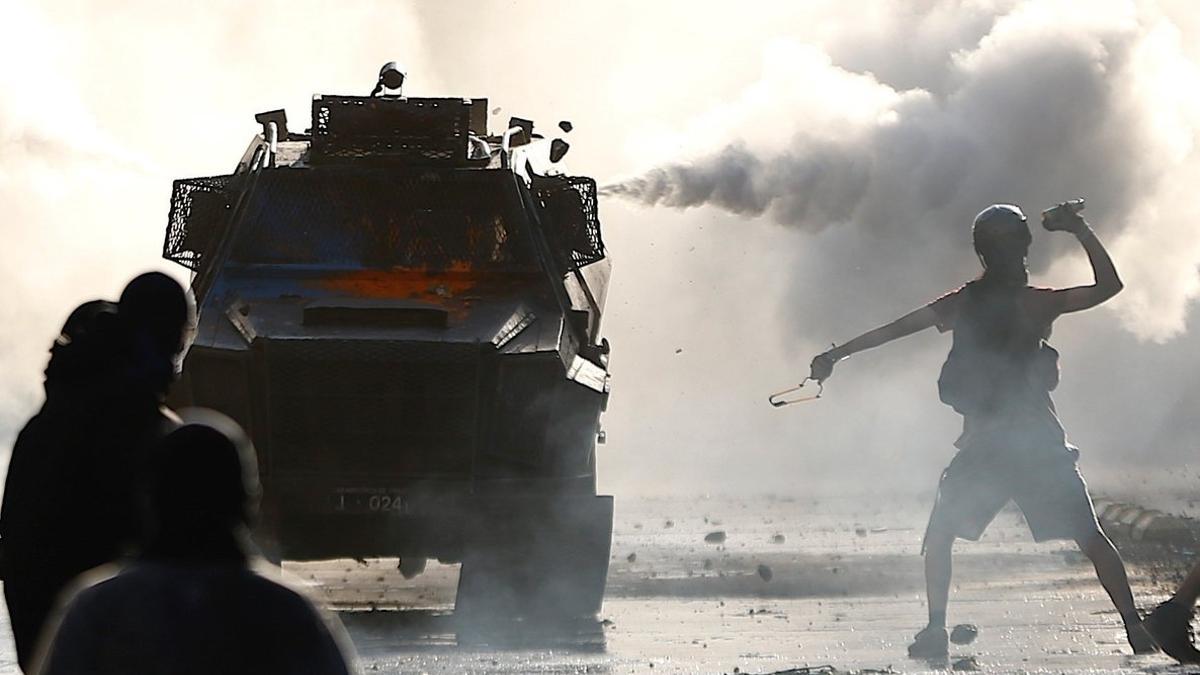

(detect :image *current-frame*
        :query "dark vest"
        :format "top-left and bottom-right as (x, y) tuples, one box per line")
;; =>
(938, 281), (1058, 416)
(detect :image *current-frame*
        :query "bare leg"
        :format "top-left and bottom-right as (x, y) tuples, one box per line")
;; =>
(908, 528), (955, 658)
(1077, 531), (1139, 624)
(1078, 531), (1157, 653)
(925, 529), (955, 627)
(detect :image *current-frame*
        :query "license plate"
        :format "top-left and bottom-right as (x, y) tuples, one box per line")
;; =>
(332, 489), (410, 515)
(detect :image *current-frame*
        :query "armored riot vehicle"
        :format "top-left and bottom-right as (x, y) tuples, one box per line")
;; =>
(162, 67), (613, 616)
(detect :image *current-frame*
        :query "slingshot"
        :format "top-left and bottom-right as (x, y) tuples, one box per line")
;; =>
(768, 378), (823, 407)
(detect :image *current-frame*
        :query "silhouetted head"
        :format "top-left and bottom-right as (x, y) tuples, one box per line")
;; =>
(146, 410), (260, 561)
(972, 204), (1031, 287)
(44, 299), (127, 390)
(56, 300), (118, 348)
(118, 272), (192, 358)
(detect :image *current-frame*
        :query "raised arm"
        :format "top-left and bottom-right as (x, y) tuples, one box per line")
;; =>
(1046, 215), (1123, 315)
(809, 304), (941, 382)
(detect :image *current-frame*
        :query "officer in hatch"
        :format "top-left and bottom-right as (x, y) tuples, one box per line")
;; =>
(0, 272), (190, 672)
(809, 204), (1155, 659)
(32, 412), (355, 675)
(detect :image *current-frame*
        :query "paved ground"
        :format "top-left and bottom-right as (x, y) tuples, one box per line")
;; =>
(320, 495), (1194, 674)
(2, 494), (1198, 674)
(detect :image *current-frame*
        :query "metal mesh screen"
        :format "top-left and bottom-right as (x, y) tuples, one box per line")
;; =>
(231, 170), (538, 271)
(263, 339), (479, 475)
(164, 175), (235, 270)
(533, 175), (605, 270)
(311, 96), (472, 166)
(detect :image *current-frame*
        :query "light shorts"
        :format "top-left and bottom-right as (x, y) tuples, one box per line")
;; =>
(924, 445), (1102, 548)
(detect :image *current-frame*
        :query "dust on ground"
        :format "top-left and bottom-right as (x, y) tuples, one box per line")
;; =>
(0, 494), (1184, 674)
(290, 494), (1188, 674)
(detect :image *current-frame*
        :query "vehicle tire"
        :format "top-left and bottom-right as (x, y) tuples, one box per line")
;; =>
(455, 495), (613, 620)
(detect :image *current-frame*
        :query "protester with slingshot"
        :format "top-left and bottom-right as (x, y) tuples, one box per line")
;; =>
(806, 201), (1156, 658)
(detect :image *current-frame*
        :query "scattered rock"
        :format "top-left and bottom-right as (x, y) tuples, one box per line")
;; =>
(758, 564), (774, 582)
(626, 552), (637, 563)
(674, 348), (683, 354)
(664, 520), (674, 528)
(771, 533), (786, 544)
(952, 656), (980, 671)
(855, 527), (868, 537)
(705, 531), (727, 544)
(950, 623), (979, 645)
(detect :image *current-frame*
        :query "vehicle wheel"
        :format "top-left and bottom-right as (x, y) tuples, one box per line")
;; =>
(455, 496), (613, 620)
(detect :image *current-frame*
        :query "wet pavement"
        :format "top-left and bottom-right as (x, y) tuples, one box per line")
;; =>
(0, 494), (1195, 674)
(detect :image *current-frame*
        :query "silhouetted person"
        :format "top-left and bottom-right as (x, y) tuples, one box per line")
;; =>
(0, 272), (190, 671)
(33, 412), (355, 675)
(809, 204), (1154, 658)
(1143, 565), (1200, 662)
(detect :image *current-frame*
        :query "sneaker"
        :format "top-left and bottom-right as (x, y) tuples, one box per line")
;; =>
(1144, 600), (1200, 663)
(1125, 619), (1159, 655)
(908, 625), (949, 659)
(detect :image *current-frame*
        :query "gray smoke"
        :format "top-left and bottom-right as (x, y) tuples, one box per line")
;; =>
(0, 0), (430, 446)
(603, 1), (1200, 342)
(5, 0), (1200, 499)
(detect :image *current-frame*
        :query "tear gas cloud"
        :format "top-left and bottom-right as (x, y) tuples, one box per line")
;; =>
(3, 1), (1200, 498)
(605, 1), (1200, 343)
(594, 0), (1200, 497)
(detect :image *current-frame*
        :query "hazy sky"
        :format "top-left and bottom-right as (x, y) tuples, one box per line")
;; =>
(3, 0), (1200, 496)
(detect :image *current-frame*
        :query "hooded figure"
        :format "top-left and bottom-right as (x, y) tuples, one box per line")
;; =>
(33, 412), (354, 675)
(0, 272), (189, 672)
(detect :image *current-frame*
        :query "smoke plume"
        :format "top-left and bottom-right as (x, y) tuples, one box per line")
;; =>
(604, 1), (1200, 342)
(6, 0), (1200, 497)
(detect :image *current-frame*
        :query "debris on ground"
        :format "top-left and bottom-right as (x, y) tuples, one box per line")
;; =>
(854, 527), (868, 537)
(753, 665), (890, 675)
(771, 533), (786, 544)
(950, 623), (979, 645)
(705, 531), (728, 544)
(758, 669), (836, 675)
(665, 520), (675, 528)
(758, 564), (774, 582)
(952, 656), (980, 671)
(626, 552), (637, 563)
(703, 558), (715, 570)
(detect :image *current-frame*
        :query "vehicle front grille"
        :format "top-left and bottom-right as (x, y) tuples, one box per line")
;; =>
(262, 339), (480, 476)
